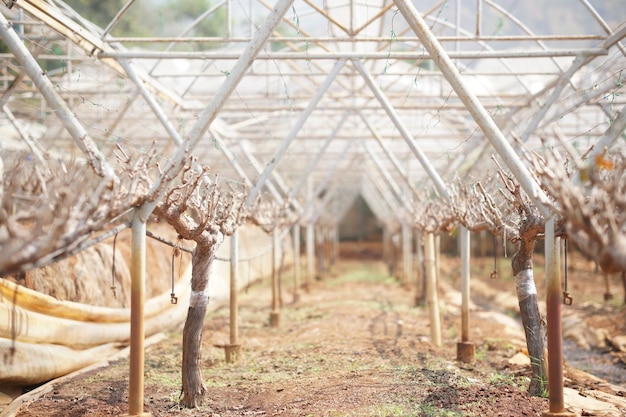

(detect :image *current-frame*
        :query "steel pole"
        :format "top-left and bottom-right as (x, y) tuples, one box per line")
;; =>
(306, 223), (315, 291)
(588, 104), (626, 158)
(244, 58), (347, 207)
(424, 232), (442, 347)
(353, 59), (449, 200)
(0, 12), (116, 179)
(125, 213), (150, 417)
(225, 230), (242, 363)
(141, 0), (294, 219)
(402, 223), (412, 286)
(457, 226), (475, 362)
(230, 230), (239, 345)
(293, 224), (301, 302)
(394, 0), (552, 217)
(543, 218), (575, 417)
(269, 229), (281, 327)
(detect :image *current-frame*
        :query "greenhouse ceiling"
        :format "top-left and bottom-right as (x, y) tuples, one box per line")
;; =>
(1, 0), (625, 227)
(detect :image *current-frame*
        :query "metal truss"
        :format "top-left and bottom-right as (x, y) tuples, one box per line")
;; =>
(0, 0), (625, 223)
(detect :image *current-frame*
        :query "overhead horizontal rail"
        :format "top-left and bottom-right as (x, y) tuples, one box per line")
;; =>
(144, 70), (581, 78)
(214, 102), (531, 112)
(107, 34), (605, 43)
(97, 48), (608, 60)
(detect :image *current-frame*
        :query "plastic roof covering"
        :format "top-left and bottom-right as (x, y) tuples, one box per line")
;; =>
(1, 0), (625, 228)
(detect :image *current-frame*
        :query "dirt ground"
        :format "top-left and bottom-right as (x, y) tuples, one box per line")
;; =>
(8, 242), (626, 417)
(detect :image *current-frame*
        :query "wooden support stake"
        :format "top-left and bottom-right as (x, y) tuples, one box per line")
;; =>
(543, 219), (575, 417)
(425, 232), (442, 347)
(293, 224), (301, 302)
(226, 230), (241, 364)
(270, 229), (280, 327)
(457, 227), (475, 363)
(122, 214), (151, 417)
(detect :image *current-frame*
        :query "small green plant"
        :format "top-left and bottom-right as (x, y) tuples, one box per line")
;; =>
(487, 372), (517, 386)
(370, 403), (408, 416)
(419, 402), (463, 416)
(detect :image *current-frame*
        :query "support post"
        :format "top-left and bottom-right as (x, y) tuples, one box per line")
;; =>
(457, 227), (475, 363)
(305, 223), (315, 292)
(543, 219), (575, 417)
(332, 226), (339, 265)
(425, 232), (442, 347)
(225, 230), (241, 363)
(414, 231), (425, 307)
(123, 213), (151, 417)
(402, 223), (412, 287)
(293, 224), (301, 302)
(270, 229), (280, 327)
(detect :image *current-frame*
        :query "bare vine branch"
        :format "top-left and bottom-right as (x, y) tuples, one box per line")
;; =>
(528, 147), (626, 273)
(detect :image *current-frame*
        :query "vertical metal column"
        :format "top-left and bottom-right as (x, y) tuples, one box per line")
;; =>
(543, 219), (575, 417)
(269, 229), (281, 327)
(226, 230), (242, 363)
(402, 223), (412, 286)
(306, 223), (315, 292)
(457, 226), (475, 362)
(125, 213), (150, 417)
(293, 224), (301, 302)
(424, 232), (442, 347)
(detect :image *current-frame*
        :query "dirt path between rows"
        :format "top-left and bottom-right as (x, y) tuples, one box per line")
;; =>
(9, 252), (626, 417)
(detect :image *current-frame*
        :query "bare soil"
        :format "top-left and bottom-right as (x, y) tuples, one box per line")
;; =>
(10, 242), (626, 417)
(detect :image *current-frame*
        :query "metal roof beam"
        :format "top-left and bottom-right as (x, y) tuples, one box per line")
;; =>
(0, 12), (116, 179)
(288, 111), (350, 201)
(97, 49), (608, 60)
(395, 0), (551, 217)
(362, 171), (402, 224)
(360, 183), (393, 226)
(18, 0), (186, 107)
(588, 104), (626, 158)
(357, 109), (421, 199)
(140, 0), (294, 219)
(237, 140), (285, 205)
(119, 60), (183, 146)
(300, 139), (355, 223)
(362, 140), (414, 217)
(352, 58), (449, 200)
(244, 58), (347, 207)
(364, 163), (405, 219)
(210, 131), (254, 188)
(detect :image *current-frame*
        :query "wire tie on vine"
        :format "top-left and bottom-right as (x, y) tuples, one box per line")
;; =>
(110, 232), (118, 298)
(562, 238), (573, 305)
(170, 236), (182, 305)
(490, 233), (498, 279)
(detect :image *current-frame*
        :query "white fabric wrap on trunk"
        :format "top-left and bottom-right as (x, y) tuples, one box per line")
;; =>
(515, 269), (536, 302)
(189, 288), (210, 308)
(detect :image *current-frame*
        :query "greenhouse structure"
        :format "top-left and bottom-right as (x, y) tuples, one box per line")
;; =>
(0, 1), (625, 416)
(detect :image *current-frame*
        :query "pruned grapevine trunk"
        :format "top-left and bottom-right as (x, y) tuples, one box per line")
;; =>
(181, 239), (219, 408)
(512, 216), (547, 397)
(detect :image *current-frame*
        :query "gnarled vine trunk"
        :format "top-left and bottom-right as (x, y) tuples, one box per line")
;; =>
(181, 235), (222, 408)
(512, 215), (547, 397)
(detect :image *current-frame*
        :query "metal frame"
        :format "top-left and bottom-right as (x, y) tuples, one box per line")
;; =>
(1, 3), (625, 414)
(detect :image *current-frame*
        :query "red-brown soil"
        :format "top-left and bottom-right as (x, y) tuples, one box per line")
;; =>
(7, 242), (626, 417)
